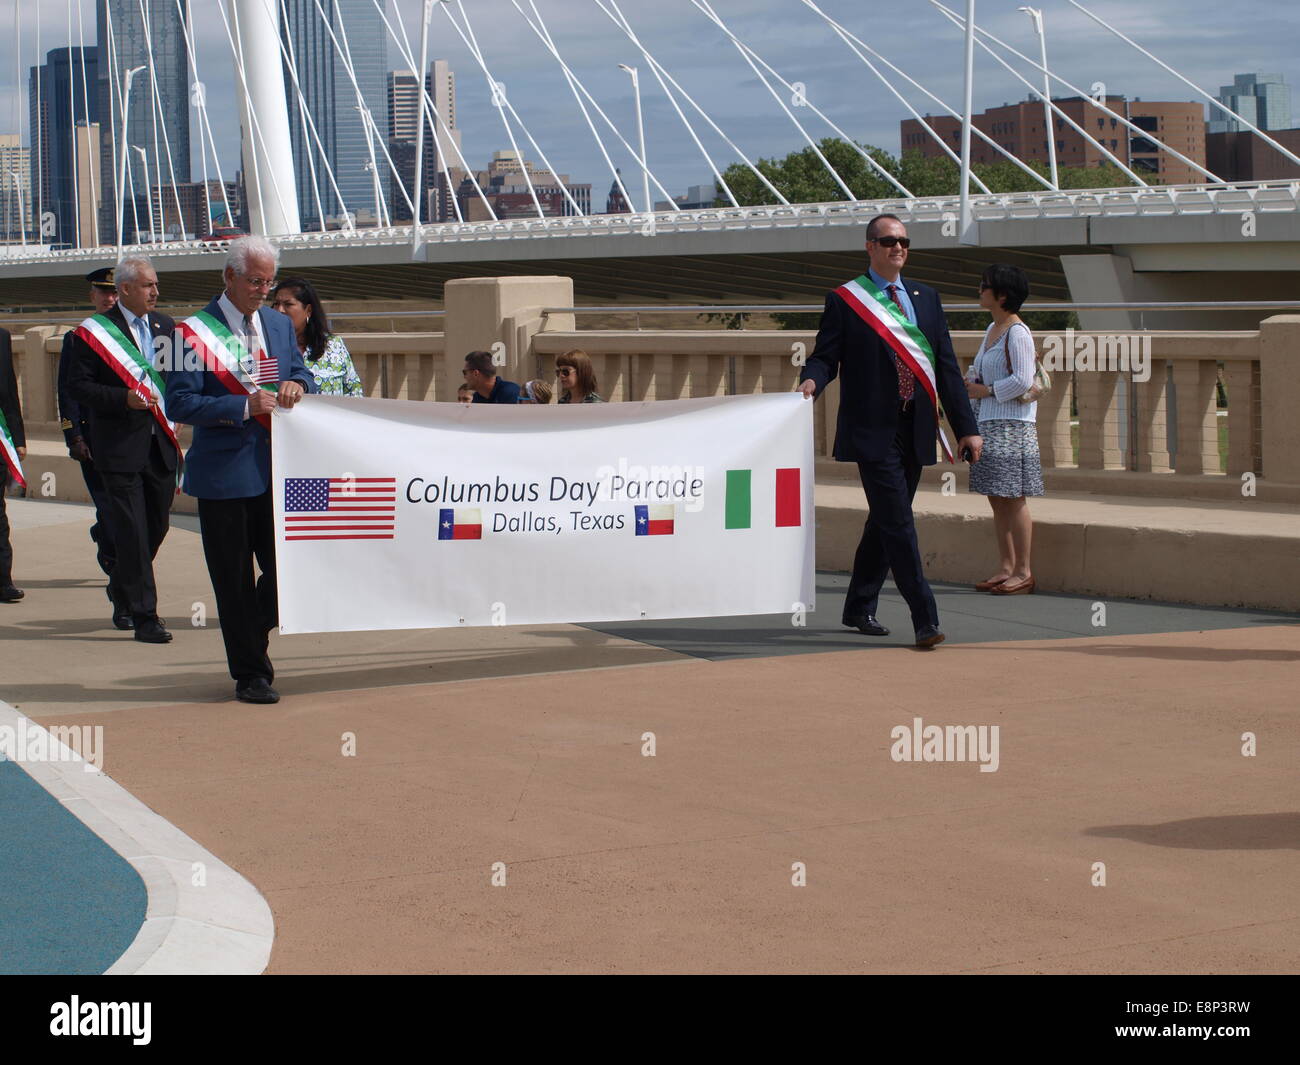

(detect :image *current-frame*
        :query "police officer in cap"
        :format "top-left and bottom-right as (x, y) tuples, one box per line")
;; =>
(57, 267), (128, 628)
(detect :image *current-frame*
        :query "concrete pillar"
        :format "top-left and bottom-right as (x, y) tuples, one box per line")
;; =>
(21, 327), (59, 430)
(1171, 360), (1220, 475)
(1258, 315), (1300, 483)
(443, 276), (575, 394)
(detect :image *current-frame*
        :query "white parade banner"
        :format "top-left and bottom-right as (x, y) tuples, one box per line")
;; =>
(271, 393), (815, 634)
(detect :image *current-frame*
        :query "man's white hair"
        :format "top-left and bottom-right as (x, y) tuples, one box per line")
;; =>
(115, 256), (155, 288)
(225, 235), (280, 276)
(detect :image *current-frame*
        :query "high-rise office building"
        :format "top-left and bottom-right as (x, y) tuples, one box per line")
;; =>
(29, 47), (99, 249)
(386, 60), (461, 222)
(282, 0), (388, 229)
(95, 0), (192, 245)
(1209, 74), (1292, 134)
(0, 135), (32, 242)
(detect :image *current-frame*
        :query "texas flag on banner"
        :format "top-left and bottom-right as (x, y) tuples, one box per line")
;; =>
(438, 508), (483, 540)
(634, 504), (674, 535)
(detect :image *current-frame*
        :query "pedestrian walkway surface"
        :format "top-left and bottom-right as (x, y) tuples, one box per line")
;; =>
(2, 496), (1297, 973)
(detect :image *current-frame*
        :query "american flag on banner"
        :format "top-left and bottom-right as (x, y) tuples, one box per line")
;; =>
(283, 477), (397, 541)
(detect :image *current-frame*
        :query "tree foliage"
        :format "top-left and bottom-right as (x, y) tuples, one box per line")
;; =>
(716, 139), (1136, 206)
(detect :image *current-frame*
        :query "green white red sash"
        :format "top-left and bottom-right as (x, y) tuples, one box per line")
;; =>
(0, 407), (23, 488)
(73, 313), (180, 456)
(835, 274), (955, 462)
(176, 310), (276, 431)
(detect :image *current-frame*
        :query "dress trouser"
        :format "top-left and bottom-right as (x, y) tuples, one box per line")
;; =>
(77, 459), (120, 593)
(98, 436), (175, 620)
(197, 490), (278, 685)
(843, 406), (940, 632)
(0, 469), (12, 585)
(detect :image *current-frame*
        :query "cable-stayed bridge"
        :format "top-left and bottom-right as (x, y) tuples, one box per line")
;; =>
(0, 0), (1295, 318)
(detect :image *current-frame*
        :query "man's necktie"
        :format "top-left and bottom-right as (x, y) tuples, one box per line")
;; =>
(133, 316), (158, 435)
(244, 313), (279, 387)
(886, 284), (916, 402)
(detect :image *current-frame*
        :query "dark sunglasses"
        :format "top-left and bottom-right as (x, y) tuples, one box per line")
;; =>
(871, 236), (911, 249)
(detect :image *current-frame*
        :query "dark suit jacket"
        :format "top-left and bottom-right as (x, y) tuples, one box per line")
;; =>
(800, 280), (978, 466)
(164, 297), (316, 499)
(67, 305), (179, 474)
(0, 327), (24, 452)
(58, 329), (94, 447)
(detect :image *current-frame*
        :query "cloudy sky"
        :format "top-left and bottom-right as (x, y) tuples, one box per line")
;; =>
(1, 0), (1295, 205)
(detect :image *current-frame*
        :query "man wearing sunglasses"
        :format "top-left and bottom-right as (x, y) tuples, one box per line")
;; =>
(799, 214), (980, 649)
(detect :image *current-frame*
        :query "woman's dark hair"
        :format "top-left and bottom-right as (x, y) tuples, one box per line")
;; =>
(980, 264), (1029, 314)
(556, 349), (597, 398)
(271, 277), (330, 360)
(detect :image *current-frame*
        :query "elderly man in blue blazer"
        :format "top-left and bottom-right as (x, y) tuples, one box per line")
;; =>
(165, 236), (316, 704)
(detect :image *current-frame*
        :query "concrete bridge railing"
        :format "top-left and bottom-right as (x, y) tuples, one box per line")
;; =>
(9, 277), (1299, 504)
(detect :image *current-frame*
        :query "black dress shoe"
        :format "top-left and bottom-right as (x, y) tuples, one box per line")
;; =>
(112, 605), (135, 630)
(914, 624), (946, 649)
(843, 614), (890, 636)
(0, 584), (24, 603)
(235, 678), (280, 704)
(133, 617), (173, 643)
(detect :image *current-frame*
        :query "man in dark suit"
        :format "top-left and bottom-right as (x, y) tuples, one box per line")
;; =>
(0, 326), (26, 604)
(165, 236), (316, 704)
(799, 214), (981, 648)
(58, 267), (126, 625)
(67, 256), (179, 643)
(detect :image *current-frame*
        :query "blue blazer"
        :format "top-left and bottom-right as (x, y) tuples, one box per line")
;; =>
(164, 297), (316, 499)
(800, 280), (977, 466)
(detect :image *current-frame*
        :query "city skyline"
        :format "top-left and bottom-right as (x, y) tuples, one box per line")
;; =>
(0, 0), (1296, 238)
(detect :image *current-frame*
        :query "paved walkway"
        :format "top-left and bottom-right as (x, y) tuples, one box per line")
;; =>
(2, 496), (1297, 973)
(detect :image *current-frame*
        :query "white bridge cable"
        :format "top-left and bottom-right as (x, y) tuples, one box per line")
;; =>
(512, 0), (675, 212)
(928, 0), (1223, 185)
(798, 0), (1001, 194)
(307, 0), (419, 226)
(927, 1), (1150, 187)
(689, 0), (911, 200)
(177, 0), (234, 235)
(441, 0), (544, 219)
(592, 0), (788, 208)
(328, 0), (392, 226)
(593, 0), (740, 208)
(1065, 0), (1300, 171)
(272, 0), (350, 232)
(932, 1), (1225, 185)
(33, 3), (41, 244)
(451, 0), (585, 216)
(104, 0), (125, 248)
(138, 0), (187, 242)
(510, 0), (636, 214)
(140, 0), (165, 238)
(217, 0), (296, 234)
(377, 0), (487, 223)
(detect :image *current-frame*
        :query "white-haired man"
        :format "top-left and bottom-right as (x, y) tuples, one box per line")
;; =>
(67, 256), (180, 642)
(165, 236), (316, 704)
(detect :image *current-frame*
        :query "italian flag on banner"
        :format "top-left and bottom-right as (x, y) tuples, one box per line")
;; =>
(725, 468), (801, 529)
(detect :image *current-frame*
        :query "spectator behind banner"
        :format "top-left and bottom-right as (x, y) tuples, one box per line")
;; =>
(464, 350), (521, 403)
(555, 349), (603, 404)
(518, 379), (552, 404)
(270, 277), (362, 397)
(457, 383), (474, 406)
(0, 324), (26, 603)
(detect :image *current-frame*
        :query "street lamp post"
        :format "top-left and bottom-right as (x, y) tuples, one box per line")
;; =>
(1019, 6), (1059, 189)
(618, 64), (651, 220)
(131, 146), (156, 242)
(116, 64), (146, 253)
